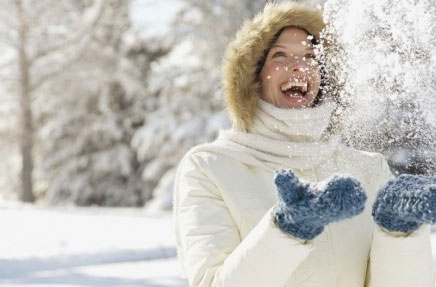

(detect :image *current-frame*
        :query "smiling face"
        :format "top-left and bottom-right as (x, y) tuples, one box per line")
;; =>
(259, 27), (321, 109)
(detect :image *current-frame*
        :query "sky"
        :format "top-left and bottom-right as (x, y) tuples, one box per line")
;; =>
(129, 0), (183, 38)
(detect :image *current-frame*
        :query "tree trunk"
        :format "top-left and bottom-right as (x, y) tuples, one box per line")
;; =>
(16, 0), (35, 202)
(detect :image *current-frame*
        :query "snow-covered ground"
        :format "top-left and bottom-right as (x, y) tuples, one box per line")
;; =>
(0, 204), (188, 287)
(2, 204), (436, 287)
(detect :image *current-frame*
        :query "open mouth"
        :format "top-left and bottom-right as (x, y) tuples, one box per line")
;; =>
(280, 81), (309, 99)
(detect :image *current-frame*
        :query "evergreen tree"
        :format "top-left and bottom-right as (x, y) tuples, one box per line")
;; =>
(37, 0), (154, 206)
(132, 0), (270, 210)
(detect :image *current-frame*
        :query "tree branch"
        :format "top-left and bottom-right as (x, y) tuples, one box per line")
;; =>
(0, 55), (16, 69)
(28, 0), (104, 64)
(29, 27), (96, 92)
(0, 32), (19, 48)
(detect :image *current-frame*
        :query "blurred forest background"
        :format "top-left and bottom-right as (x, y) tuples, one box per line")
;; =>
(0, 0), (435, 209)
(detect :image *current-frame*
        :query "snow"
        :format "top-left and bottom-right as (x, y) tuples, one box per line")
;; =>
(0, 204), (188, 287)
(323, 0), (436, 142)
(2, 204), (436, 286)
(320, 0), (436, 175)
(145, 168), (176, 212)
(1, 0), (436, 282)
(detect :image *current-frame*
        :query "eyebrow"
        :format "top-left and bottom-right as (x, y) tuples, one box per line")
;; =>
(271, 44), (314, 51)
(271, 44), (287, 49)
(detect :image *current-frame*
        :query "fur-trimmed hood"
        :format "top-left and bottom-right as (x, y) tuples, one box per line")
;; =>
(222, 2), (325, 132)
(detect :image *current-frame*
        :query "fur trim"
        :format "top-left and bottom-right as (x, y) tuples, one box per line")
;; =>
(222, 2), (325, 131)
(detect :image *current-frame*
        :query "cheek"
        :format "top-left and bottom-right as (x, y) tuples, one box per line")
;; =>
(261, 63), (283, 81)
(309, 66), (321, 86)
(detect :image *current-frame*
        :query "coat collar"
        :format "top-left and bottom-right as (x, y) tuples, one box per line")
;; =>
(196, 100), (342, 172)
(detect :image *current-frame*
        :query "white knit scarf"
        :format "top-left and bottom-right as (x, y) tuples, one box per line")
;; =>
(192, 99), (342, 172)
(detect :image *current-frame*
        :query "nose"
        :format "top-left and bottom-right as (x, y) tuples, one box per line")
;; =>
(288, 58), (307, 72)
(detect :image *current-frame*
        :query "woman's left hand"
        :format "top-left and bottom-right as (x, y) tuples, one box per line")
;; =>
(372, 174), (436, 233)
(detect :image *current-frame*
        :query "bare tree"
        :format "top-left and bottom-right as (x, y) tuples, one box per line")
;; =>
(0, 0), (105, 202)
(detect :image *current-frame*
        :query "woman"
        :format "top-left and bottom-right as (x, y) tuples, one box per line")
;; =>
(173, 2), (435, 286)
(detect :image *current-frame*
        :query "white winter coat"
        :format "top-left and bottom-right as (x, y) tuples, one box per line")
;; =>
(173, 135), (434, 287)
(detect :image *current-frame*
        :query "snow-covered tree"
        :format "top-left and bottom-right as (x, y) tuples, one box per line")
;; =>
(131, 0), (274, 210)
(0, 0), (108, 202)
(34, 0), (159, 206)
(0, 83), (21, 201)
(0, 0), (163, 206)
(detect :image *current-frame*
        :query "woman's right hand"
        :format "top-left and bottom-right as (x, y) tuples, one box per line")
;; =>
(273, 169), (367, 240)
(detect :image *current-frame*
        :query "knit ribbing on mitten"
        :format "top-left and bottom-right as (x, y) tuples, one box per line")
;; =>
(275, 212), (325, 240)
(372, 174), (436, 233)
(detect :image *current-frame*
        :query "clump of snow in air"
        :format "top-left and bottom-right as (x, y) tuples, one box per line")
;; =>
(320, 0), (436, 170)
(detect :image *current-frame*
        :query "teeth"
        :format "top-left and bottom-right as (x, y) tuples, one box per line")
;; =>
(280, 81), (308, 93)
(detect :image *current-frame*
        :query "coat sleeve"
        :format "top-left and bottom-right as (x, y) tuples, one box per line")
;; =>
(173, 152), (314, 287)
(364, 154), (435, 287)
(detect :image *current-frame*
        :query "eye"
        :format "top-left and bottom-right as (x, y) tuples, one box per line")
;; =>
(272, 51), (286, 58)
(304, 54), (319, 66)
(304, 53), (316, 60)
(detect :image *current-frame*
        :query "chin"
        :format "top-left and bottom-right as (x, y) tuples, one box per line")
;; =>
(279, 97), (316, 109)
